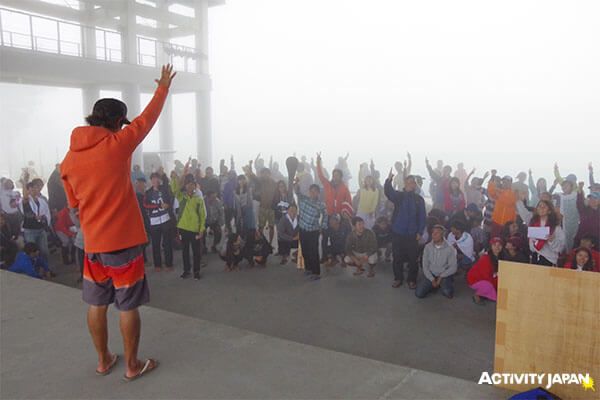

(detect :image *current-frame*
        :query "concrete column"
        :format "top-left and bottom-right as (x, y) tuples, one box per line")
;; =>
(159, 95), (174, 173)
(81, 85), (100, 120)
(194, 0), (209, 74)
(122, 83), (143, 169)
(81, 1), (96, 59)
(195, 90), (212, 167)
(123, 0), (138, 65)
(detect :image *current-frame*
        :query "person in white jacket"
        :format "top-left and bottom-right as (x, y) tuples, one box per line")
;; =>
(447, 220), (475, 269)
(516, 197), (565, 266)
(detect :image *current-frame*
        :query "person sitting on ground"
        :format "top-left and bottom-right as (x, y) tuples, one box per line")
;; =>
(8, 242), (50, 279)
(324, 213), (351, 267)
(220, 233), (245, 272)
(372, 216), (392, 262)
(522, 199), (565, 266)
(0, 213), (18, 268)
(415, 224), (457, 299)
(501, 220), (527, 254)
(247, 229), (273, 266)
(567, 235), (600, 272)
(467, 237), (504, 305)
(277, 204), (299, 265)
(469, 214), (487, 256)
(446, 220), (475, 271)
(563, 247), (595, 272)
(503, 237), (529, 264)
(344, 216), (379, 277)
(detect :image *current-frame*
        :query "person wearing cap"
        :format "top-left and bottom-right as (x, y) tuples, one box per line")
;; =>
(512, 172), (529, 203)
(467, 237), (504, 305)
(416, 224), (457, 299)
(60, 64), (176, 380)
(487, 170), (517, 238)
(551, 173), (579, 252)
(384, 171), (426, 289)
(573, 182), (599, 249)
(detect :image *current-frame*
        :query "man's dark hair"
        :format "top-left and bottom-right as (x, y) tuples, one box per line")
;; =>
(31, 178), (44, 187)
(150, 172), (161, 180)
(136, 177), (147, 183)
(309, 184), (320, 192)
(580, 234), (598, 248)
(183, 174), (196, 186)
(24, 242), (39, 255)
(352, 216), (364, 226)
(86, 98), (130, 130)
(450, 220), (465, 233)
(26, 182), (36, 190)
(332, 169), (343, 179)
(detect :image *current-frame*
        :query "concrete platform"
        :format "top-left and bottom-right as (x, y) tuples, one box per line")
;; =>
(1, 271), (511, 399)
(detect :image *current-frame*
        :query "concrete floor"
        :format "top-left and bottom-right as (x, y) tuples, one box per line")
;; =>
(0, 271), (512, 399)
(50, 245), (498, 383)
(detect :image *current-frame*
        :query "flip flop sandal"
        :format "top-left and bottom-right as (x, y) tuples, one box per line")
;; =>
(96, 354), (119, 376)
(123, 359), (159, 382)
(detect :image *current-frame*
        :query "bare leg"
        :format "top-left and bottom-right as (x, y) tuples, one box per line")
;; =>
(87, 305), (114, 372)
(120, 308), (143, 377)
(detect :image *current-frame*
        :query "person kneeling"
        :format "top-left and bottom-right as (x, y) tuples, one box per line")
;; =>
(276, 204), (299, 265)
(416, 225), (457, 299)
(344, 217), (378, 277)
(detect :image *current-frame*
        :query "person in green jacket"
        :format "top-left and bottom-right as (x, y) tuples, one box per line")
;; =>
(174, 174), (206, 280)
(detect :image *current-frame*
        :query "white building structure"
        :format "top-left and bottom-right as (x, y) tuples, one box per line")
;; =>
(0, 0), (223, 173)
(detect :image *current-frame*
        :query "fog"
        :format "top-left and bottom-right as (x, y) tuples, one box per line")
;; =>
(1, 0), (599, 191)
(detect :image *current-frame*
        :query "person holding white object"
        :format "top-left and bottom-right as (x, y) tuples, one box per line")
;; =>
(526, 199), (565, 266)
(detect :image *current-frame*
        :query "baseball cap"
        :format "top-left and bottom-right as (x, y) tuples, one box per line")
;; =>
(92, 98), (131, 125)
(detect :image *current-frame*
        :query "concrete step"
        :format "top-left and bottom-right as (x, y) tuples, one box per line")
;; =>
(0, 271), (512, 399)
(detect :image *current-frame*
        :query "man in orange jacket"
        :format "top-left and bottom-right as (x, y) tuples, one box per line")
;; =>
(61, 65), (176, 381)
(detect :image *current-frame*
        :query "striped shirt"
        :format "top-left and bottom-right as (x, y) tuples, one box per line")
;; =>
(297, 192), (328, 232)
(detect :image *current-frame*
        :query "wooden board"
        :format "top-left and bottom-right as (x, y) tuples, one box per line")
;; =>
(494, 261), (600, 399)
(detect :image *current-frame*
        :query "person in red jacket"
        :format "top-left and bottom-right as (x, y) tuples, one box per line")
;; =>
(467, 237), (504, 305)
(316, 152), (352, 263)
(565, 236), (600, 272)
(61, 65), (176, 381)
(53, 206), (76, 265)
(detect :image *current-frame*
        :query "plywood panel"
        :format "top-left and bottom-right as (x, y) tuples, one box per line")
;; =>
(494, 261), (600, 399)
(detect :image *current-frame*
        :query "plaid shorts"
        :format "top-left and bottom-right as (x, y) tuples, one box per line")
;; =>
(82, 245), (149, 311)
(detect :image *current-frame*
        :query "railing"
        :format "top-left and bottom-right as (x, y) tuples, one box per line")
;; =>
(0, 7), (206, 73)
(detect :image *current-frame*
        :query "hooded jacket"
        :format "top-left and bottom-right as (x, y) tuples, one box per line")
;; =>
(60, 86), (168, 253)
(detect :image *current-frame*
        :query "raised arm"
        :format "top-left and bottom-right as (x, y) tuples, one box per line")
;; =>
(115, 65), (176, 156)
(553, 163), (564, 184)
(405, 152), (412, 178)
(590, 163), (595, 186)
(425, 158), (440, 182)
(384, 169), (403, 203)
(316, 153), (330, 189)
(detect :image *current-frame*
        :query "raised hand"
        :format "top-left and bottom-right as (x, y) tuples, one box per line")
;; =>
(316, 152), (322, 163)
(589, 162), (594, 172)
(155, 64), (177, 89)
(387, 168), (394, 181)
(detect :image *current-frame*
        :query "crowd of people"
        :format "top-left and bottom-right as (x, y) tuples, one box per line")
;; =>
(1, 154), (599, 303)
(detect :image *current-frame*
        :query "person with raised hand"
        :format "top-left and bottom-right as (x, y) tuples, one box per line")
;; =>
(61, 64), (176, 382)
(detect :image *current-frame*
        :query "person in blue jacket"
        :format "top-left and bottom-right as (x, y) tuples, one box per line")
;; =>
(384, 170), (426, 289)
(8, 242), (50, 279)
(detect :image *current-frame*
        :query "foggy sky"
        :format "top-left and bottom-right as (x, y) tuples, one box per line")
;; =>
(1, 0), (599, 190)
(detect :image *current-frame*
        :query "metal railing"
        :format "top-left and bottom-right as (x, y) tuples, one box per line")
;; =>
(0, 7), (206, 73)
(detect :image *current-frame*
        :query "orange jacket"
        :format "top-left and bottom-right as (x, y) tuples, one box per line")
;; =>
(60, 86), (168, 253)
(488, 180), (517, 226)
(317, 163), (352, 215)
